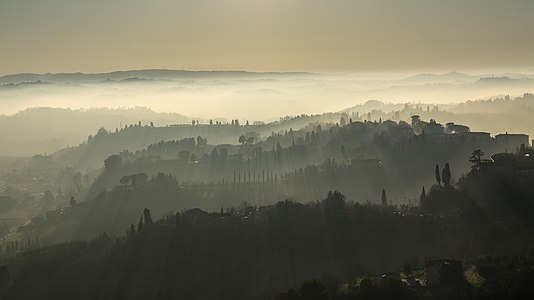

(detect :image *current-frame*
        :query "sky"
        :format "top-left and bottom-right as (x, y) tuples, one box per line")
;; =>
(0, 0), (533, 75)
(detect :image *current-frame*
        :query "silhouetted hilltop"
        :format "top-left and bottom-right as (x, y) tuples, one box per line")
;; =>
(0, 107), (191, 156)
(0, 69), (315, 85)
(402, 71), (477, 84)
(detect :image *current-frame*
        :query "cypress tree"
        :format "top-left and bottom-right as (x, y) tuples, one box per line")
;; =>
(381, 189), (387, 206)
(137, 215), (144, 233)
(442, 163), (451, 187)
(435, 164), (441, 186)
(143, 208), (154, 227)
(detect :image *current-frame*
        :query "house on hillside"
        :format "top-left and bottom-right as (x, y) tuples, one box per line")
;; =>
(444, 122), (470, 134)
(495, 133), (529, 152)
(454, 131), (491, 143)
(411, 115), (445, 136)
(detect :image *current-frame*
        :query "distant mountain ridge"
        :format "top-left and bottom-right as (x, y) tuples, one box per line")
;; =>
(401, 71), (477, 83)
(0, 69), (315, 85)
(4, 69), (532, 86)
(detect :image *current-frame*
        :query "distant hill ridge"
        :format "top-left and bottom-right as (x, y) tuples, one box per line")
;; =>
(0, 69), (315, 85)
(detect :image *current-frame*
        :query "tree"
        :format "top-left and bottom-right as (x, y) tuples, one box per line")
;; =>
(239, 135), (246, 144)
(420, 186), (426, 199)
(276, 142), (283, 161)
(119, 175), (132, 185)
(381, 189), (387, 206)
(104, 155), (122, 171)
(96, 127), (108, 137)
(323, 191), (347, 216)
(197, 136), (207, 147)
(137, 215), (144, 232)
(210, 149), (220, 166)
(419, 186), (426, 208)
(178, 150), (190, 162)
(435, 164), (441, 186)
(339, 117), (346, 126)
(143, 208), (153, 227)
(128, 224), (136, 236)
(469, 149), (484, 169)
(69, 197), (77, 208)
(442, 163), (451, 187)
(131, 173), (148, 187)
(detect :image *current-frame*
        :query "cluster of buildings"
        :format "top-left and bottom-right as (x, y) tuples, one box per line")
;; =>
(410, 115), (534, 178)
(410, 115), (530, 151)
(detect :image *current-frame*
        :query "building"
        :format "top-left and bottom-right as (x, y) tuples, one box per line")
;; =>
(411, 115), (423, 135)
(424, 119), (445, 136)
(455, 131), (491, 143)
(495, 133), (529, 152)
(412, 117), (474, 138)
(444, 122), (470, 134)
(411, 115), (445, 136)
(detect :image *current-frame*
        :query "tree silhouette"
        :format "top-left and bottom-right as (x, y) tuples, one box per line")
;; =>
(69, 197), (77, 208)
(131, 173), (148, 187)
(435, 164), (441, 187)
(137, 215), (144, 233)
(442, 163), (451, 187)
(119, 175), (131, 185)
(104, 155), (122, 171)
(420, 186), (426, 204)
(143, 208), (153, 228)
(469, 149), (484, 169)
(178, 150), (190, 162)
(381, 189), (387, 206)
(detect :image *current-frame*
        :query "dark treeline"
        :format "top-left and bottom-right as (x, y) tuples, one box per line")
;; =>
(2, 188), (533, 299)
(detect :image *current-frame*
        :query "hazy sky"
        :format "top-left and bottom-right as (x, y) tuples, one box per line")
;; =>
(1, 0), (533, 75)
